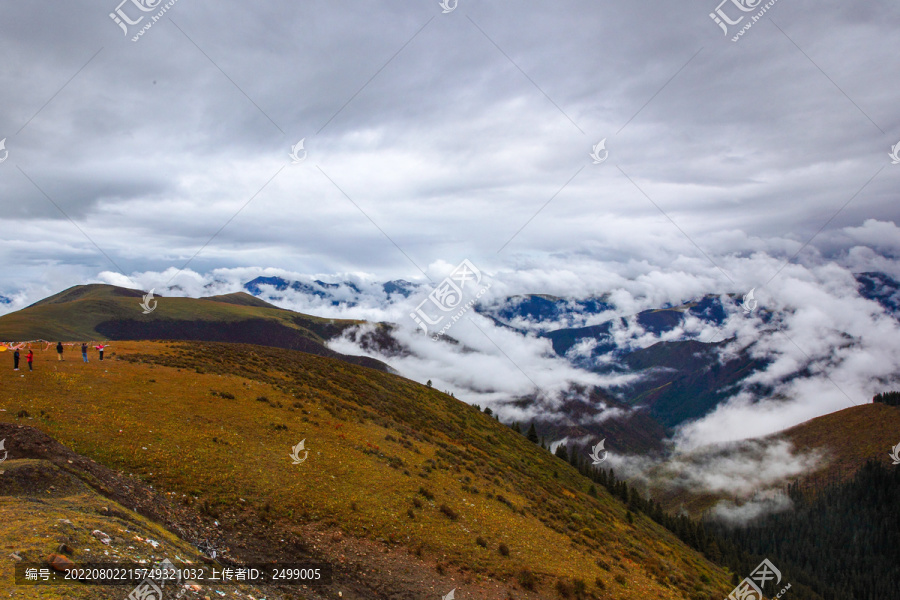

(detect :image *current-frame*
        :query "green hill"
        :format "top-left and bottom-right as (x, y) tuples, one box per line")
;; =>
(0, 284), (387, 372)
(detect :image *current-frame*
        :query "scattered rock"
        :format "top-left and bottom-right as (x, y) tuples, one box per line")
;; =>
(56, 544), (74, 555)
(9, 553), (22, 562)
(47, 553), (75, 572)
(92, 530), (111, 545)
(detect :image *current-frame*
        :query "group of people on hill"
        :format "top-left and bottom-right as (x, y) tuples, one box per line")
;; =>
(7, 341), (109, 372)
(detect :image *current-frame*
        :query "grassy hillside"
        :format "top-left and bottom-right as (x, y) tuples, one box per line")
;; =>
(0, 428), (273, 600)
(650, 403), (900, 516)
(0, 284), (387, 371)
(0, 340), (737, 599)
(780, 403), (900, 487)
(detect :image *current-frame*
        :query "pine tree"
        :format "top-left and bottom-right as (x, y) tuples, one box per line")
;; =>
(526, 422), (539, 443)
(554, 444), (568, 462)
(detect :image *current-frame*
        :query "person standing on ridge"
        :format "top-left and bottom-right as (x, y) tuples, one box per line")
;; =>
(26, 349), (33, 372)
(81, 343), (88, 363)
(13, 349), (19, 371)
(56, 342), (64, 361)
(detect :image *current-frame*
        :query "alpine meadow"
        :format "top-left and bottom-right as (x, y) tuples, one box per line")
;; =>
(1, 1), (899, 599)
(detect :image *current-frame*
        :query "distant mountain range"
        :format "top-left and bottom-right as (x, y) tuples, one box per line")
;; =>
(234, 271), (900, 449)
(855, 271), (900, 313)
(243, 276), (419, 306)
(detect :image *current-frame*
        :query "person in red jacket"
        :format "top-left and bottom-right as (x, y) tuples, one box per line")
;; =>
(95, 344), (106, 361)
(26, 349), (34, 371)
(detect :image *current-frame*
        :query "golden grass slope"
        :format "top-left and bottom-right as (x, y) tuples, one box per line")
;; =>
(779, 403), (900, 485)
(0, 341), (736, 599)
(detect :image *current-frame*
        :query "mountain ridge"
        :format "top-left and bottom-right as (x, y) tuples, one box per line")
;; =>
(0, 284), (389, 372)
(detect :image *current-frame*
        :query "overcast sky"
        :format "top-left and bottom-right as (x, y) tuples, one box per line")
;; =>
(0, 0), (897, 300)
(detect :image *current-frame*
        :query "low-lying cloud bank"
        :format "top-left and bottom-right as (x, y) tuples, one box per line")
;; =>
(709, 492), (795, 527)
(1, 220), (897, 460)
(607, 438), (824, 523)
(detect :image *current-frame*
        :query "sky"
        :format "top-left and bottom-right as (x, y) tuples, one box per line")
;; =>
(1, 1), (899, 467)
(0, 0), (897, 300)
